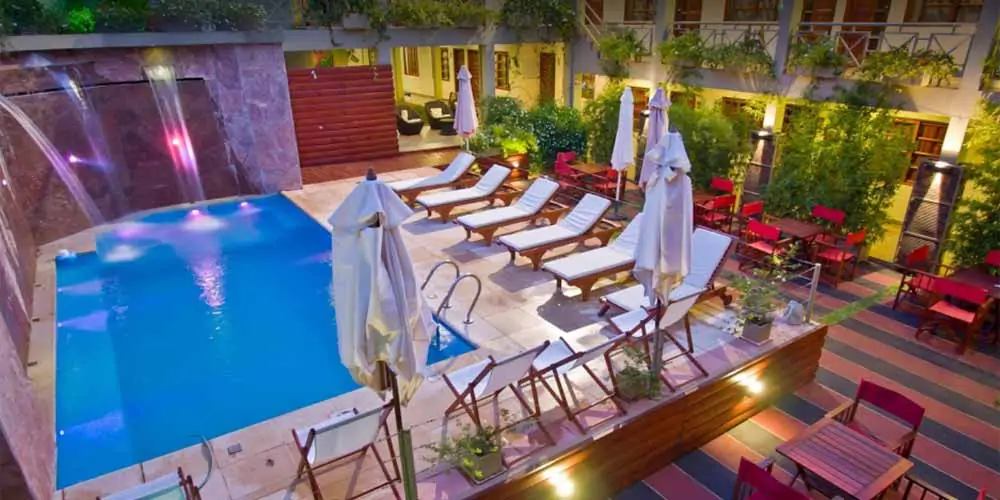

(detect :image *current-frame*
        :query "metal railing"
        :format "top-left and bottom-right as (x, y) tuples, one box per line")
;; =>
(793, 22), (975, 77)
(672, 21), (781, 59)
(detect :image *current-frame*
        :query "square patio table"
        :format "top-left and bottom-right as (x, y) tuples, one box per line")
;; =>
(769, 217), (825, 241)
(950, 267), (1000, 301)
(777, 419), (913, 500)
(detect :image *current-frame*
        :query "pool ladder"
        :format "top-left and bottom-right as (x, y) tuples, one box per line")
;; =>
(420, 260), (482, 325)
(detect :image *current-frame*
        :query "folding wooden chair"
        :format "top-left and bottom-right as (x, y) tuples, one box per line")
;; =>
(607, 289), (709, 392)
(530, 334), (627, 432)
(893, 244), (935, 311)
(731, 457), (808, 500)
(100, 467), (200, 500)
(696, 194), (737, 231)
(916, 277), (995, 354)
(825, 379), (925, 458)
(292, 405), (401, 500)
(709, 176), (735, 194)
(812, 228), (867, 287)
(739, 219), (792, 272)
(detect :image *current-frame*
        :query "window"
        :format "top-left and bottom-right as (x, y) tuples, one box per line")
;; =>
(496, 51), (511, 90)
(440, 50), (450, 81)
(725, 0), (778, 21)
(403, 47), (420, 77)
(906, 0), (982, 23)
(580, 74), (596, 99)
(625, 0), (655, 22)
(671, 91), (699, 109)
(895, 119), (947, 183)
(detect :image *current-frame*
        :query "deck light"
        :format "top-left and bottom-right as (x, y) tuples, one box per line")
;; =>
(545, 469), (575, 498)
(733, 372), (765, 394)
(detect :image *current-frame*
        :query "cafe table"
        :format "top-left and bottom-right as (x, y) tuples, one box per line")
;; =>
(777, 419), (913, 500)
(769, 217), (825, 241)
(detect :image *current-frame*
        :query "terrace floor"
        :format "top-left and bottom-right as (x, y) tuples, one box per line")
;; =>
(29, 157), (999, 500)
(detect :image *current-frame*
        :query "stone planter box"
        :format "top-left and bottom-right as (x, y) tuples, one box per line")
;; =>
(740, 320), (773, 345)
(462, 451), (506, 485)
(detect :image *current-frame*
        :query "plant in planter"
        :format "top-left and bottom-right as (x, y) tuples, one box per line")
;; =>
(149, 0), (212, 32)
(731, 260), (790, 344)
(614, 345), (660, 401)
(856, 46), (921, 84)
(426, 413), (509, 484)
(705, 34), (775, 77)
(911, 49), (959, 86)
(598, 28), (648, 81)
(500, 0), (577, 44)
(469, 124), (539, 161)
(658, 31), (708, 84)
(788, 37), (847, 77)
(66, 7), (96, 33)
(213, 0), (267, 31)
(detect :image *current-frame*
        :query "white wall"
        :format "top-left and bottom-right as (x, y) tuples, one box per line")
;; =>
(400, 47), (437, 100)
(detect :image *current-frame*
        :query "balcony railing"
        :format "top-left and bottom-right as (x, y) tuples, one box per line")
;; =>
(794, 22), (975, 78)
(672, 21), (781, 60)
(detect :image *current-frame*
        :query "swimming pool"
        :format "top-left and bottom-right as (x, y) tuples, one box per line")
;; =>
(55, 194), (474, 488)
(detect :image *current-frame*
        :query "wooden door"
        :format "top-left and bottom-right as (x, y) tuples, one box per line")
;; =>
(842, 0), (891, 62)
(674, 0), (702, 36)
(800, 0), (837, 35)
(539, 52), (557, 104)
(585, 0), (603, 23)
(452, 49), (466, 105)
(468, 49), (481, 103)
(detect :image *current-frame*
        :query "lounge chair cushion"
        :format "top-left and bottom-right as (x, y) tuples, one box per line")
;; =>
(388, 152), (475, 191)
(456, 178), (559, 229)
(498, 194), (610, 251)
(686, 228), (734, 289)
(103, 472), (184, 500)
(604, 281), (706, 311)
(295, 407), (385, 466)
(541, 213), (643, 280)
(415, 166), (511, 208)
(445, 358), (492, 398)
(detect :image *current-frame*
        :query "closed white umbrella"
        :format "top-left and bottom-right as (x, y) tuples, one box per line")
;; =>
(610, 87), (635, 203)
(454, 65), (479, 148)
(329, 171), (434, 404)
(635, 131), (694, 376)
(640, 88), (670, 185)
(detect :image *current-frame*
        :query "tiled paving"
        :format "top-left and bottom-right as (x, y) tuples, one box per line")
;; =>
(618, 265), (1000, 500)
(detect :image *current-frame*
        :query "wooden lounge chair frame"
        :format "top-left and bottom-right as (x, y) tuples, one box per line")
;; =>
(98, 467), (200, 500)
(499, 215), (619, 272)
(457, 190), (572, 245)
(418, 183), (520, 223)
(292, 405), (402, 500)
(554, 258), (632, 301)
(396, 174), (478, 205)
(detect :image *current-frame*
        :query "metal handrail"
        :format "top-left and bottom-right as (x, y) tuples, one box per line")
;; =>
(421, 260), (460, 291)
(437, 273), (482, 325)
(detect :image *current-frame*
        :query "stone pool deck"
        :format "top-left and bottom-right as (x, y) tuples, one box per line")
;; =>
(32, 167), (822, 500)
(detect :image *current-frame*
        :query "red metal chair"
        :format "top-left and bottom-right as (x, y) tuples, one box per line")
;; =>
(892, 245), (935, 311)
(812, 228), (867, 287)
(916, 278), (995, 354)
(730, 200), (765, 235)
(826, 379), (925, 459)
(739, 219), (791, 271)
(588, 168), (619, 197)
(811, 204), (846, 226)
(710, 176), (735, 194)
(696, 194), (737, 230)
(897, 475), (988, 500)
(731, 457), (809, 500)
(984, 249), (1000, 269)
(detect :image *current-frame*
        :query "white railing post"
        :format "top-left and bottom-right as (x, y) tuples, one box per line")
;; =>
(806, 263), (821, 323)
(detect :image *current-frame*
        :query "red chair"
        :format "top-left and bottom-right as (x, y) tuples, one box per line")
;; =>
(554, 163), (584, 189)
(984, 249), (1000, 269)
(916, 278), (995, 354)
(893, 245), (935, 311)
(826, 379), (925, 458)
(897, 475), (988, 500)
(710, 176), (735, 194)
(740, 219), (790, 271)
(588, 168), (619, 197)
(696, 194), (737, 230)
(812, 228), (867, 287)
(731, 457), (809, 500)
(730, 200), (764, 235)
(811, 204), (846, 226)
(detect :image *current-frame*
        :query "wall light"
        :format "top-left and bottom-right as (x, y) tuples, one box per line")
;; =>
(733, 372), (765, 395)
(932, 160), (954, 171)
(752, 129), (773, 140)
(544, 469), (575, 498)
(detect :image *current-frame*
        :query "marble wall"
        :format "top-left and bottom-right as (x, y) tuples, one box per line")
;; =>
(0, 43), (302, 244)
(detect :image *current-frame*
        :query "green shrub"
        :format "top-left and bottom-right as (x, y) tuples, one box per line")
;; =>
(468, 124), (538, 159)
(526, 103), (587, 173)
(213, 0), (267, 31)
(582, 82), (625, 164)
(598, 28), (648, 81)
(763, 99), (912, 240)
(1, 0), (62, 34)
(94, 2), (146, 32)
(667, 103), (753, 190)
(479, 96), (528, 129)
(788, 37), (847, 75)
(500, 0), (576, 43)
(66, 7), (96, 33)
(148, 0), (212, 31)
(948, 100), (1000, 267)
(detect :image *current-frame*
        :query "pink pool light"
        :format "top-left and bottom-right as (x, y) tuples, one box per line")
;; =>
(171, 136), (183, 147)
(239, 201), (250, 208)
(190, 209), (202, 216)
(68, 154), (81, 164)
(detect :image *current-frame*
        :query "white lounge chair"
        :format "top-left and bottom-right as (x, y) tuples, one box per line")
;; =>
(415, 165), (512, 222)
(607, 288), (708, 392)
(496, 194), (615, 271)
(542, 213), (644, 301)
(387, 152), (476, 203)
(531, 334), (627, 432)
(455, 177), (565, 245)
(102, 468), (199, 500)
(443, 343), (554, 458)
(292, 405), (401, 500)
(598, 227), (735, 315)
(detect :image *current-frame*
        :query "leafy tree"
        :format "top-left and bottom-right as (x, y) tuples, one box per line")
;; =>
(526, 103), (587, 173)
(764, 97), (912, 240)
(582, 82), (625, 164)
(667, 102), (753, 190)
(948, 100), (1000, 267)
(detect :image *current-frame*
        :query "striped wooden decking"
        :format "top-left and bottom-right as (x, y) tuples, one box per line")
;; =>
(617, 264), (1000, 500)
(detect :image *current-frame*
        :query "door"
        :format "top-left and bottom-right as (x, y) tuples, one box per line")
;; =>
(585, 0), (603, 24)
(467, 49), (481, 103)
(674, 0), (702, 36)
(452, 49), (465, 105)
(539, 52), (557, 104)
(800, 0), (837, 35)
(842, 0), (891, 63)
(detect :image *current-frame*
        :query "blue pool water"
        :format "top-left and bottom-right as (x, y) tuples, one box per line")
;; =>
(55, 195), (474, 488)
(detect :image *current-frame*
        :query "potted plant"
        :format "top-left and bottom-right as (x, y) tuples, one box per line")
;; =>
(788, 37), (846, 78)
(426, 417), (507, 484)
(598, 28), (649, 81)
(614, 345), (660, 401)
(469, 124), (538, 179)
(731, 261), (789, 344)
(658, 31), (706, 68)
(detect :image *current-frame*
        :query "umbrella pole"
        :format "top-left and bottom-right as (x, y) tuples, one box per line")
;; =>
(609, 170), (627, 221)
(381, 362), (419, 500)
(650, 298), (665, 396)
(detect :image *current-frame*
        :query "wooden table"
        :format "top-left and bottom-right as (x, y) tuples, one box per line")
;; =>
(777, 419), (913, 500)
(950, 266), (1000, 300)
(571, 162), (608, 176)
(693, 190), (715, 205)
(770, 217), (825, 241)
